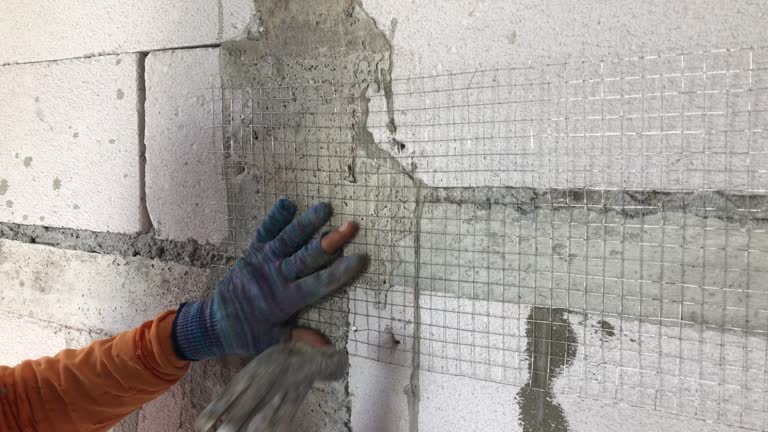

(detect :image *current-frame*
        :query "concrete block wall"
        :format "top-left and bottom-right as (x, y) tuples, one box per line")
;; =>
(0, 54), (147, 233)
(0, 2), (345, 430)
(145, 48), (226, 244)
(348, 1), (768, 430)
(0, 3), (251, 431)
(0, 240), (209, 334)
(363, 0), (768, 73)
(0, 0), (256, 65)
(348, 356), (745, 432)
(2, 1), (768, 432)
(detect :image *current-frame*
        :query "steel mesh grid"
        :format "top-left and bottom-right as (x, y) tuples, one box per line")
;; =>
(209, 47), (768, 429)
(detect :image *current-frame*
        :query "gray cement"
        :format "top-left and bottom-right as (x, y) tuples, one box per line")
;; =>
(424, 188), (768, 222)
(0, 222), (232, 268)
(215, 0), (411, 429)
(5, 0), (767, 430)
(209, 2), (768, 429)
(516, 307), (577, 432)
(416, 199), (768, 332)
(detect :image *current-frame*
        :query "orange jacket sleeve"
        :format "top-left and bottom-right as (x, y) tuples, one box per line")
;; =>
(0, 310), (189, 432)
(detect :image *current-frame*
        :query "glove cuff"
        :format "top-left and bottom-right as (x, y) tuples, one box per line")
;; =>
(172, 297), (220, 361)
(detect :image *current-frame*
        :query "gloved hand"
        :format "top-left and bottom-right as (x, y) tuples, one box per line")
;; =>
(172, 199), (366, 361)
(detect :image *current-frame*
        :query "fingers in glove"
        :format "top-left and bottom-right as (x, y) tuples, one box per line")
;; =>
(268, 202), (331, 258)
(285, 255), (368, 308)
(320, 221), (359, 252)
(216, 303), (291, 354)
(281, 238), (338, 280)
(253, 198), (297, 245)
(281, 222), (359, 279)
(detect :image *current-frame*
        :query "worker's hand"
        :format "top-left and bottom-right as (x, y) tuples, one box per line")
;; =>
(172, 199), (366, 361)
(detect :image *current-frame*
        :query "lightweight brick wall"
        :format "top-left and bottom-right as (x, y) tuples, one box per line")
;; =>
(351, 3), (768, 430)
(0, 310), (95, 367)
(364, 0), (768, 73)
(349, 355), (736, 432)
(0, 239), (210, 334)
(0, 239), (212, 430)
(0, 54), (148, 233)
(0, 0), (255, 65)
(2, 1), (768, 431)
(145, 48), (227, 244)
(0, 239), (351, 430)
(348, 307), (766, 431)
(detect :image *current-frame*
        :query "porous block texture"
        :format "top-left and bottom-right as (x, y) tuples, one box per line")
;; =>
(364, 0), (768, 72)
(0, 311), (95, 367)
(0, 0), (255, 65)
(145, 48), (226, 244)
(0, 240), (210, 335)
(0, 54), (148, 233)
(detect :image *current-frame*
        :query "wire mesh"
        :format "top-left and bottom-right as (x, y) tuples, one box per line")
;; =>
(209, 47), (768, 429)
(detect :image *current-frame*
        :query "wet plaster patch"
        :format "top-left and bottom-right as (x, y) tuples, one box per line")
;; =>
(212, 0), (407, 429)
(0, 222), (231, 268)
(212, 0), (457, 428)
(423, 187), (768, 221)
(213, 3), (768, 429)
(516, 307), (577, 432)
(412, 191), (768, 331)
(211, 10), (766, 428)
(0, 179), (8, 195)
(198, 1), (768, 429)
(406, 185), (424, 432)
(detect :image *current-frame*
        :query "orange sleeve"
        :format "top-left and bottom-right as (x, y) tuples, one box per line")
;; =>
(0, 310), (190, 432)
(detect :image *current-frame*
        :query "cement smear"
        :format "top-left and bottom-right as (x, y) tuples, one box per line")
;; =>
(212, 2), (768, 429)
(216, 0), (414, 429)
(406, 184), (424, 432)
(516, 307), (577, 432)
(424, 187), (768, 221)
(10, 0), (763, 430)
(413, 192), (768, 332)
(0, 222), (231, 268)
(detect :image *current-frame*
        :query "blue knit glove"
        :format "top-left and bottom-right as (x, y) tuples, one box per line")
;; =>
(172, 199), (366, 361)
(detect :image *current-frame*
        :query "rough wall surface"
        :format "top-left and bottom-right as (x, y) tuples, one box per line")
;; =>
(145, 48), (226, 244)
(0, 310), (96, 367)
(363, 0), (768, 73)
(214, 1), (397, 429)
(349, 356), (741, 432)
(345, 1), (768, 430)
(0, 0), (256, 65)
(1, 0), (768, 431)
(0, 239), (210, 334)
(0, 54), (148, 233)
(0, 239), (223, 432)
